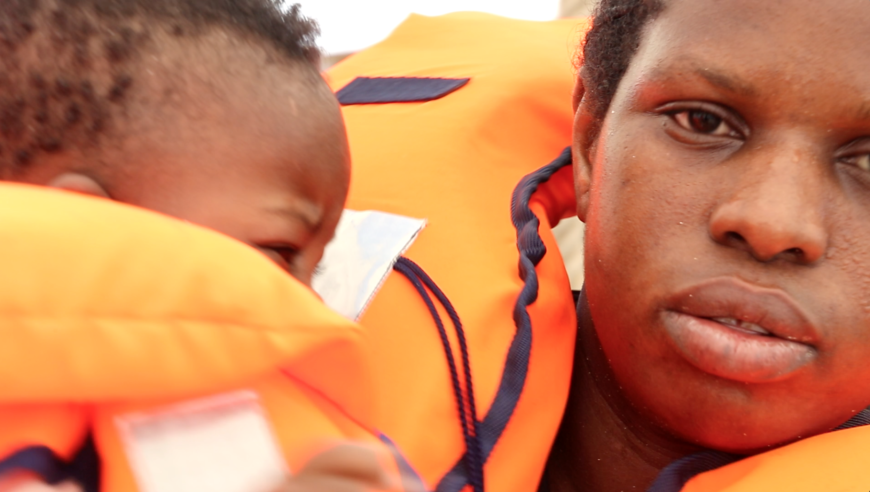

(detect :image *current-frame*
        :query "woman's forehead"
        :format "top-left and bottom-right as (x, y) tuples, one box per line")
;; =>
(636, 0), (870, 76)
(618, 0), (870, 116)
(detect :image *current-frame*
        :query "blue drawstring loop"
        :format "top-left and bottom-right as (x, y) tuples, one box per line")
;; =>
(394, 257), (484, 492)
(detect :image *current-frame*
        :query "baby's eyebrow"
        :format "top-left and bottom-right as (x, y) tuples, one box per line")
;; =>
(266, 203), (322, 230)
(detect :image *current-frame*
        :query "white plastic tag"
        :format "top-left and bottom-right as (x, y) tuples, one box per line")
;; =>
(116, 391), (288, 492)
(312, 209), (426, 320)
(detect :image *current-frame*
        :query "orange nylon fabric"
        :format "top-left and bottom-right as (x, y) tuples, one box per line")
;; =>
(0, 405), (88, 460)
(683, 426), (870, 491)
(328, 13), (584, 491)
(95, 373), (403, 492)
(0, 183), (371, 421)
(0, 184), (401, 490)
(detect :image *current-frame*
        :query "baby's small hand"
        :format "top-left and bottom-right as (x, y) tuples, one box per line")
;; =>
(274, 443), (425, 492)
(0, 473), (81, 492)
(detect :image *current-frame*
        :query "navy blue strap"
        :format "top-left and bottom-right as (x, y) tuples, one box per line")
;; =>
(378, 433), (429, 492)
(0, 435), (100, 492)
(337, 77), (470, 105)
(646, 451), (739, 492)
(835, 408), (870, 430)
(0, 446), (69, 484)
(436, 147), (574, 492)
(647, 408), (870, 491)
(68, 434), (100, 492)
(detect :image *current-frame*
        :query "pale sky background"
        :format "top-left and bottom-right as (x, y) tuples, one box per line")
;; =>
(294, 0), (562, 56)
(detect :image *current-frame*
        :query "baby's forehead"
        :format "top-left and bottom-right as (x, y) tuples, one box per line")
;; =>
(113, 41), (346, 190)
(0, 0), (323, 175)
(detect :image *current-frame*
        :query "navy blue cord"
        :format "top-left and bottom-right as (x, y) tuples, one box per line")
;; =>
(435, 147), (574, 492)
(394, 257), (484, 492)
(394, 257), (484, 485)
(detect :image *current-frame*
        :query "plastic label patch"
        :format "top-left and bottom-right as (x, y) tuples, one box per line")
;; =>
(336, 76), (470, 105)
(313, 209), (426, 320)
(116, 391), (287, 492)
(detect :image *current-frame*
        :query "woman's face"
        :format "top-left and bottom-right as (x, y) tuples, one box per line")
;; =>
(576, 0), (870, 452)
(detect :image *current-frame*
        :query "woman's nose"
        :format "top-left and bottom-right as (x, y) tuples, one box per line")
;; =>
(708, 149), (829, 265)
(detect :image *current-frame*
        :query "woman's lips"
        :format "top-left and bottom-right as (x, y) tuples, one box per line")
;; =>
(662, 277), (819, 383)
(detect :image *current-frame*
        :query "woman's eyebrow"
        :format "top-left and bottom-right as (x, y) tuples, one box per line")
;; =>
(854, 102), (870, 121)
(648, 60), (759, 98)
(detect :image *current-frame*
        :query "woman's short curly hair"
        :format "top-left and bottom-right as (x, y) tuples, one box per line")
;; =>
(581, 0), (665, 136)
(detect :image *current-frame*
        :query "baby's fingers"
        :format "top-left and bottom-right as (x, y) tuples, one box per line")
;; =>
(274, 443), (397, 492)
(278, 474), (383, 492)
(0, 473), (82, 492)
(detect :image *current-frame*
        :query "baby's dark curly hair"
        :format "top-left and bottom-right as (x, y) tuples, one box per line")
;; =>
(581, 0), (665, 138)
(0, 0), (320, 173)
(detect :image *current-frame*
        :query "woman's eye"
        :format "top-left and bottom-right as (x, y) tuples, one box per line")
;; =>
(672, 110), (736, 137)
(843, 154), (870, 172)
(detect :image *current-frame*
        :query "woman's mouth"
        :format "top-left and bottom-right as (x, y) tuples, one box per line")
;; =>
(662, 277), (819, 383)
(710, 316), (771, 336)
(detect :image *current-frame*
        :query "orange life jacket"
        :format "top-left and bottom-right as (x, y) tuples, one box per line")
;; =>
(0, 184), (412, 492)
(328, 12), (584, 492)
(330, 11), (870, 492)
(640, 418), (870, 492)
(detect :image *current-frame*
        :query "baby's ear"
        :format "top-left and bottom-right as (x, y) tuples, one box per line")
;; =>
(572, 77), (594, 223)
(47, 172), (110, 199)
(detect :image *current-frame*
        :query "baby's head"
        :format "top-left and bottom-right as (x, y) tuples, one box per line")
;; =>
(573, 0), (870, 453)
(0, 0), (349, 285)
